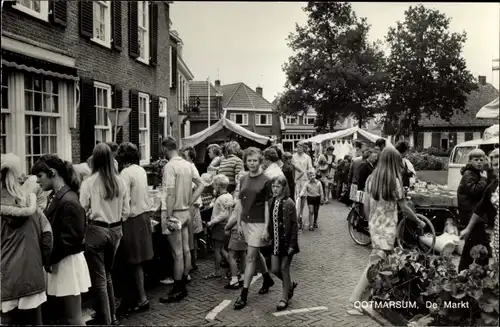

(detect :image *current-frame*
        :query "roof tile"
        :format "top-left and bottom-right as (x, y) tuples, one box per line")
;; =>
(419, 83), (499, 128)
(220, 83), (274, 110)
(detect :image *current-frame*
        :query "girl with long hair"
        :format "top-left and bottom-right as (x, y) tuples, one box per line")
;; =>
(1, 153), (53, 325)
(31, 154), (90, 325)
(114, 142), (154, 315)
(347, 147), (425, 315)
(269, 175), (299, 311)
(80, 143), (130, 325)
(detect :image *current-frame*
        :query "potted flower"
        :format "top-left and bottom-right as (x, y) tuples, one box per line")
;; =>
(147, 158), (168, 188)
(424, 245), (499, 326)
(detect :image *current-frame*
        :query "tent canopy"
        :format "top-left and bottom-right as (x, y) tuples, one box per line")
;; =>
(182, 117), (271, 148)
(476, 97), (499, 119)
(304, 126), (389, 145)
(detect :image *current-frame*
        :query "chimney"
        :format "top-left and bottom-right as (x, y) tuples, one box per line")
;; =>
(478, 75), (487, 85)
(256, 86), (263, 97)
(215, 80), (221, 87)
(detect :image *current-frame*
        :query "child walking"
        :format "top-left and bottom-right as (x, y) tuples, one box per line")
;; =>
(224, 171), (248, 289)
(206, 174), (233, 279)
(300, 170), (324, 230)
(269, 175), (299, 311)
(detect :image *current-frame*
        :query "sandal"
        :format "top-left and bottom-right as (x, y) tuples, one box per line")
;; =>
(224, 281), (241, 289)
(233, 296), (247, 310)
(132, 300), (150, 313)
(276, 299), (289, 311)
(205, 272), (222, 279)
(346, 305), (364, 316)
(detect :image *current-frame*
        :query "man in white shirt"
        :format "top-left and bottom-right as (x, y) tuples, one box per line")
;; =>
(159, 136), (204, 303)
(292, 142), (313, 224)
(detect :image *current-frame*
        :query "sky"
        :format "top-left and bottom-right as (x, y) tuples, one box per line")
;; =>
(170, 2), (500, 103)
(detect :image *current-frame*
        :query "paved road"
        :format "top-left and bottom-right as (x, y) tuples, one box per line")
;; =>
(119, 201), (380, 326)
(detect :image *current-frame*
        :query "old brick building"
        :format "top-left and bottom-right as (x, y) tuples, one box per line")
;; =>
(1, 0), (174, 172)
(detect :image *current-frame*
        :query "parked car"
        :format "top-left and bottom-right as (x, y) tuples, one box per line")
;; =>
(447, 135), (499, 191)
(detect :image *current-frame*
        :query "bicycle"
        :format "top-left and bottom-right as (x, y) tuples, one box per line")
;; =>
(347, 193), (437, 253)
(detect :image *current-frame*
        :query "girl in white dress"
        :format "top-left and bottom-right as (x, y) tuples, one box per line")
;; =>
(31, 154), (91, 325)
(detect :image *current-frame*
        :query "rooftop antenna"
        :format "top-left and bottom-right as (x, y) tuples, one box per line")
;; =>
(217, 68), (220, 80)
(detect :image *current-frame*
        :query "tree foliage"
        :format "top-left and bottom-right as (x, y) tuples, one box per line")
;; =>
(278, 2), (387, 132)
(382, 5), (477, 140)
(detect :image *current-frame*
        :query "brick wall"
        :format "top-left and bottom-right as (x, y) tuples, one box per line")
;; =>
(2, 2), (173, 163)
(226, 110), (281, 138)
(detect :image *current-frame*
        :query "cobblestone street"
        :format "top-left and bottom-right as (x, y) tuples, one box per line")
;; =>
(119, 201), (380, 326)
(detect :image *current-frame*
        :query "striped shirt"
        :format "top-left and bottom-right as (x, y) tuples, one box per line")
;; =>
(218, 155), (244, 186)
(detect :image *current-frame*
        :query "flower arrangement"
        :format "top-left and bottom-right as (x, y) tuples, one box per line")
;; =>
(424, 245), (499, 326)
(147, 158), (168, 188)
(369, 245), (499, 327)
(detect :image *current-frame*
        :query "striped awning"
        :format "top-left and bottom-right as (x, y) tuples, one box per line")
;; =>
(1, 49), (79, 81)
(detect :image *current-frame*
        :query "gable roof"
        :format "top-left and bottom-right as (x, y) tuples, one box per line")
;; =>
(419, 83), (499, 128)
(189, 81), (221, 97)
(219, 83), (274, 110)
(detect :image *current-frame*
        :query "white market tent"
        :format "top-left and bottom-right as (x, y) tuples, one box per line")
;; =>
(182, 117), (270, 148)
(304, 126), (390, 145)
(476, 97), (499, 119)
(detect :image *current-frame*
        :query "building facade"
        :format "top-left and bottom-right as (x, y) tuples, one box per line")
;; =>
(1, 0), (174, 172)
(169, 29), (194, 141)
(219, 82), (282, 141)
(414, 76), (498, 150)
(282, 109), (316, 151)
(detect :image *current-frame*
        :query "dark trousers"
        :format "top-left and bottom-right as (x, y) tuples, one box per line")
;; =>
(85, 224), (123, 325)
(458, 223), (491, 272)
(307, 196), (321, 223)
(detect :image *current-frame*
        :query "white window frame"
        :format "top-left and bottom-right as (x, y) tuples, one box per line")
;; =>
(137, 1), (150, 65)
(169, 46), (173, 87)
(285, 115), (298, 125)
(13, 0), (49, 22)
(255, 114), (272, 126)
(1, 72), (11, 154)
(229, 113), (248, 126)
(91, 1), (112, 48)
(159, 97), (168, 137)
(303, 116), (315, 125)
(20, 72), (72, 173)
(138, 92), (150, 165)
(93, 81), (112, 144)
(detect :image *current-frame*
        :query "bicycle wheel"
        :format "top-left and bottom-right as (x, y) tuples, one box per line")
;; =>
(347, 207), (371, 246)
(396, 213), (436, 254)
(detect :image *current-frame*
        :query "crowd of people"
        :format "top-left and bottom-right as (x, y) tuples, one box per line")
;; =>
(1, 133), (498, 325)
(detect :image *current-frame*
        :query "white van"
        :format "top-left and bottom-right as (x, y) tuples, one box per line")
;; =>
(447, 136), (499, 191)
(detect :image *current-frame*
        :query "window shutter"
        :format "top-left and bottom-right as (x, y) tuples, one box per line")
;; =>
(128, 1), (139, 58)
(79, 0), (93, 38)
(149, 2), (158, 66)
(150, 96), (160, 161)
(51, 0), (67, 27)
(129, 89), (140, 149)
(171, 47), (178, 89)
(112, 1), (122, 51)
(79, 78), (96, 162)
(112, 85), (123, 144)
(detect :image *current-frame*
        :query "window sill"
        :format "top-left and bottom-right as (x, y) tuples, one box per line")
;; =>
(136, 57), (150, 66)
(91, 38), (112, 49)
(255, 124), (272, 127)
(140, 159), (151, 166)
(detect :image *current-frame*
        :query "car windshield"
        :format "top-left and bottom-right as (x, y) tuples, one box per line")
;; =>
(451, 146), (476, 164)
